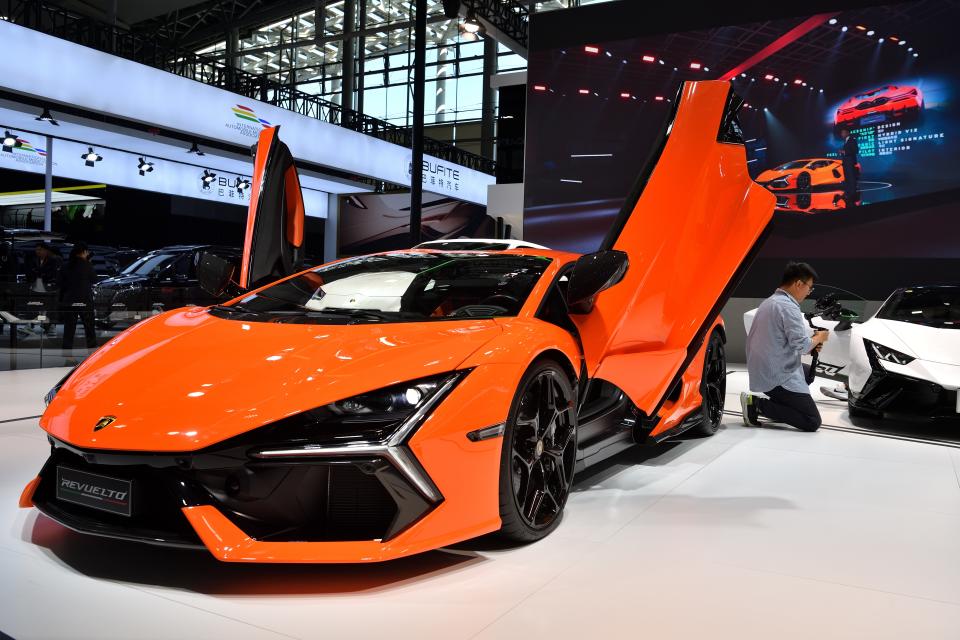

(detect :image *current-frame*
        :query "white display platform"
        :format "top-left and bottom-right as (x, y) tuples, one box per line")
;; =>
(2, 367), (958, 639)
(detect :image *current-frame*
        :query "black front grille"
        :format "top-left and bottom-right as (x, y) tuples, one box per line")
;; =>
(853, 370), (959, 419)
(32, 447), (203, 548)
(32, 440), (429, 547)
(193, 460), (398, 542)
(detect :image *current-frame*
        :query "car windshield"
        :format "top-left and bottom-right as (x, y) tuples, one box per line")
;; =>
(122, 253), (178, 276)
(777, 161), (809, 170)
(876, 287), (960, 329)
(220, 252), (552, 324)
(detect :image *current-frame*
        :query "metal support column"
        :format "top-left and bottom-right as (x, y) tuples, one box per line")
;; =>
(481, 34), (498, 160)
(43, 136), (53, 232)
(356, 0), (367, 116)
(409, 0), (427, 246)
(340, 0), (356, 113)
(226, 27), (239, 91)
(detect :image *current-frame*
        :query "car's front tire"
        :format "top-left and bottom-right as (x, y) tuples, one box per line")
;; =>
(498, 359), (578, 543)
(691, 329), (726, 436)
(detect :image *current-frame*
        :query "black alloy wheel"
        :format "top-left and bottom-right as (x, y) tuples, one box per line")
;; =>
(498, 360), (578, 542)
(692, 330), (726, 436)
(796, 172), (812, 190)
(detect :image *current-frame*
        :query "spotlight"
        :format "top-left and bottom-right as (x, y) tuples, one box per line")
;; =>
(461, 11), (482, 35)
(794, 79), (803, 85)
(658, 59), (664, 65)
(578, 89), (590, 95)
(584, 45), (600, 54)
(907, 47), (913, 52)
(201, 170), (217, 190)
(913, 52), (918, 57)
(889, 36), (899, 42)
(703, 67), (710, 72)
(741, 73), (747, 78)
(867, 30), (875, 36)
(841, 26), (848, 32)
(620, 92), (631, 99)
(604, 51), (612, 58)
(2, 130), (21, 152)
(655, 96), (664, 101)
(35, 107), (59, 126)
(855, 25), (866, 31)
(879, 38), (884, 43)
(819, 89), (824, 93)
(775, 77), (780, 82)
(898, 40), (906, 46)
(82, 147), (103, 167)
(828, 18), (838, 25)
(689, 62), (702, 69)
(235, 177), (251, 194)
(642, 55), (655, 62)
(137, 157), (154, 176)
(764, 74), (774, 80)
(188, 141), (206, 156)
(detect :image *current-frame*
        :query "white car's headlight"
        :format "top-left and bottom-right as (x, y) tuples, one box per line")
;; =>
(866, 339), (915, 366)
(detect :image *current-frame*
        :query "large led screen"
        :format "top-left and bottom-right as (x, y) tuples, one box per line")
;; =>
(338, 192), (496, 256)
(524, 1), (960, 269)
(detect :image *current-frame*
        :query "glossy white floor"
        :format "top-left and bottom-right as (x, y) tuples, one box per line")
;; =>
(2, 366), (959, 640)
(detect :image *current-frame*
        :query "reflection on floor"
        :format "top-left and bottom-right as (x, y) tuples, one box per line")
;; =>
(1, 367), (958, 639)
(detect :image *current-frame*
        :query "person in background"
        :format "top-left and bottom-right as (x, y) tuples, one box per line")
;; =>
(59, 242), (97, 351)
(26, 241), (61, 336)
(741, 261), (829, 432)
(839, 128), (860, 192)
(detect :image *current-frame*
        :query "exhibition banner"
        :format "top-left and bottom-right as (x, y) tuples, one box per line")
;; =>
(0, 21), (494, 205)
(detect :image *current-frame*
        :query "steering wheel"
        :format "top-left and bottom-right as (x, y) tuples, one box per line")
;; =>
(479, 294), (520, 312)
(450, 304), (509, 318)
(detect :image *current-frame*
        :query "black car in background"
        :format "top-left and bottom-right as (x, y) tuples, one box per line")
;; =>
(93, 245), (241, 326)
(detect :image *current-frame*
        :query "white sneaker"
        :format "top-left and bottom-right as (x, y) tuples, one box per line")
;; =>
(740, 392), (761, 427)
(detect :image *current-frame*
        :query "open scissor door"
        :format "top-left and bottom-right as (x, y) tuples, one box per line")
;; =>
(571, 80), (775, 421)
(239, 126), (305, 290)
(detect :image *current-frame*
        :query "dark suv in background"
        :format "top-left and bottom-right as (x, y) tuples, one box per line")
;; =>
(93, 245), (241, 326)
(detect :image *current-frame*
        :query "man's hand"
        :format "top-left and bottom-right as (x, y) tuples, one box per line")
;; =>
(811, 329), (830, 349)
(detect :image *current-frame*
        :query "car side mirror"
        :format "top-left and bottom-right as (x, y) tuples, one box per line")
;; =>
(565, 249), (629, 313)
(197, 252), (239, 297)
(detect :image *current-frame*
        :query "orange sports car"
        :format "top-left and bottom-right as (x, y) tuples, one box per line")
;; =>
(774, 190), (860, 214)
(834, 85), (923, 127)
(757, 158), (853, 191)
(20, 80), (774, 563)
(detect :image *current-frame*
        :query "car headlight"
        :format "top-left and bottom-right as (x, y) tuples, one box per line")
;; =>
(44, 367), (78, 406)
(240, 371), (468, 449)
(866, 339), (915, 366)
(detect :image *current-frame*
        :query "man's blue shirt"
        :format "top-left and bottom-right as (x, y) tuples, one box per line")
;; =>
(746, 289), (813, 394)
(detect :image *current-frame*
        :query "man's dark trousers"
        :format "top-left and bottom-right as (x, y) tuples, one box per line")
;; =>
(758, 387), (821, 432)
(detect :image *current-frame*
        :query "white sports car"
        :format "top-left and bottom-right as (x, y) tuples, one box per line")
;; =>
(848, 286), (960, 420)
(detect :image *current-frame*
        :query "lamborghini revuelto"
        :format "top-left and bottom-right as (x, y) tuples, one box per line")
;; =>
(20, 81), (775, 562)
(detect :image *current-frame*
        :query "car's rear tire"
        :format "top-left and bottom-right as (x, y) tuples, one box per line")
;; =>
(690, 330), (726, 436)
(498, 359), (578, 543)
(797, 172), (812, 190)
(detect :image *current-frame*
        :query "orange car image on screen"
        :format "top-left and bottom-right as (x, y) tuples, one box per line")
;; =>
(834, 84), (924, 127)
(756, 158), (855, 191)
(20, 80), (775, 563)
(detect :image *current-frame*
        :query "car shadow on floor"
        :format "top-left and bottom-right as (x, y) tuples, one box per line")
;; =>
(846, 413), (960, 445)
(24, 511), (485, 596)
